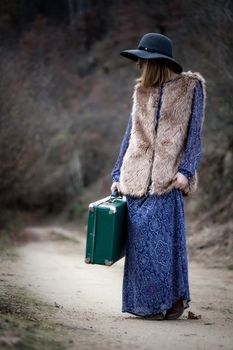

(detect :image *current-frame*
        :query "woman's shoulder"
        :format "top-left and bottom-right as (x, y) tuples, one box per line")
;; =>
(132, 80), (155, 100)
(181, 70), (207, 100)
(182, 71), (207, 112)
(181, 70), (206, 87)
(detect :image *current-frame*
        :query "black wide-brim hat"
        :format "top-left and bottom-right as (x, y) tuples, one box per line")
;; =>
(120, 33), (183, 74)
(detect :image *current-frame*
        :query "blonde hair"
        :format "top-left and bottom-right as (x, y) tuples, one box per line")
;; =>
(136, 59), (177, 89)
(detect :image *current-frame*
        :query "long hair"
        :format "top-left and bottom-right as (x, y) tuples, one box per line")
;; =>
(136, 58), (177, 89)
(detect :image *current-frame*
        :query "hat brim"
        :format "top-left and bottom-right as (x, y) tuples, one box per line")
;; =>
(120, 49), (183, 74)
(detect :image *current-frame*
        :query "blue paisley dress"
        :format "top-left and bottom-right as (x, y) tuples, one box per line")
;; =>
(111, 80), (204, 316)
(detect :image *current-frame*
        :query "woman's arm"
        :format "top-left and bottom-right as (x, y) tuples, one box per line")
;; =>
(178, 79), (205, 179)
(111, 110), (132, 182)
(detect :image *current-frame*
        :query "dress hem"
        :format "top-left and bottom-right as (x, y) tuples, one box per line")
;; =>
(122, 298), (191, 317)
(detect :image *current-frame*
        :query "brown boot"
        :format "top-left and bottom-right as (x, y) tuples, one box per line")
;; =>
(143, 312), (165, 321)
(165, 299), (184, 320)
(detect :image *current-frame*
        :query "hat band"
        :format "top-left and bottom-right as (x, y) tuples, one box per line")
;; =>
(138, 45), (172, 58)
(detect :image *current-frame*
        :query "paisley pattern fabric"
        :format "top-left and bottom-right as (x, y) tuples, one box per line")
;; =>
(111, 80), (204, 316)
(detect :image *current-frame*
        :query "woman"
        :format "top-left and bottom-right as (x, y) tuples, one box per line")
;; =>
(110, 33), (206, 320)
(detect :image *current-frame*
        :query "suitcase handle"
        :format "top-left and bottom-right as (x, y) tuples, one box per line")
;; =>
(111, 190), (123, 198)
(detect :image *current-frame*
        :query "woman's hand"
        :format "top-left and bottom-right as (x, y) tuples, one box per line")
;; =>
(110, 181), (121, 194)
(173, 172), (188, 190)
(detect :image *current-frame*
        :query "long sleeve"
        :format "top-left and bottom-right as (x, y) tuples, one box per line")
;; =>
(111, 111), (132, 182)
(178, 80), (204, 179)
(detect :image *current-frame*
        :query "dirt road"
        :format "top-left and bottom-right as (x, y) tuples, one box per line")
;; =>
(1, 226), (233, 350)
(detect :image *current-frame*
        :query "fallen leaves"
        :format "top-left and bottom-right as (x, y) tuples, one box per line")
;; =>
(187, 311), (202, 319)
(54, 301), (63, 308)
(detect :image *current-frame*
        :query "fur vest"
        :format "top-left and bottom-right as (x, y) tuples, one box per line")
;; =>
(119, 70), (206, 197)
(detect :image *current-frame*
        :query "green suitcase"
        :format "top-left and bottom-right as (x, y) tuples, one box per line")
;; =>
(85, 191), (128, 266)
